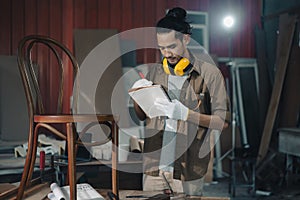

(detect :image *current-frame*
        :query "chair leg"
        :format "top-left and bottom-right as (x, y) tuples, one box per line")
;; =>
(111, 121), (119, 196)
(26, 128), (40, 185)
(67, 123), (77, 200)
(16, 129), (37, 200)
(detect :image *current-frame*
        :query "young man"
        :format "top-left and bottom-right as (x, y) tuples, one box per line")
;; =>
(132, 7), (230, 196)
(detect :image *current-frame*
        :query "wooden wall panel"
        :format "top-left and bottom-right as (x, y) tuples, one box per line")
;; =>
(37, 0), (50, 112)
(62, 0), (73, 113)
(0, 1), (12, 55)
(0, 0), (260, 117)
(110, 0), (121, 30)
(24, 0), (38, 77)
(74, 0), (86, 29)
(11, 0), (25, 55)
(132, 0), (145, 64)
(197, 0), (209, 11)
(24, 0), (37, 36)
(143, 0), (157, 63)
(97, 0), (110, 28)
(1, 0), (260, 58)
(49, 0), (62, 113)
(86, 0), (98, 29)
(121, 0), (133, 31)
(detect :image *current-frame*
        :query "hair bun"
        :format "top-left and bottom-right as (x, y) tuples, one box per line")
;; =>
(166, 7), (187, 21)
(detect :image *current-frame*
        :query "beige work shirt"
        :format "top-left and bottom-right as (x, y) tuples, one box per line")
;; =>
(143, 56), (230, 181)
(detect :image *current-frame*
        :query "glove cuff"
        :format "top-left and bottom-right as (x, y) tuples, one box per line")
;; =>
(182, 107), (189, 121)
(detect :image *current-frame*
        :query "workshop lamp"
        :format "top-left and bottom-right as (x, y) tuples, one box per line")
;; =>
(223, 15), (235, 29)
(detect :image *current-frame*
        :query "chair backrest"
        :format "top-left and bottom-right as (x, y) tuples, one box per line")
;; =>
(17, 35), (79, 119)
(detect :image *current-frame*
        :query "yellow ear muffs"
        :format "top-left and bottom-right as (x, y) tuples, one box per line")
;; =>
(162, 57), (191, 76)
(162, 58), (171, 75)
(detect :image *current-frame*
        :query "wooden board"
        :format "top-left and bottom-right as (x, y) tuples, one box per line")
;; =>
(256, 13), (297, 165)
(0, 55), (28, 142)
(98, 189), (230, 200)
(254, 27), (272, 137)
(278, 21), (300, 127)
(73, 29), (130, 128)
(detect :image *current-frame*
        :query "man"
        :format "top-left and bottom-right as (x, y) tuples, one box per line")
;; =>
(132, 7), (230, 197)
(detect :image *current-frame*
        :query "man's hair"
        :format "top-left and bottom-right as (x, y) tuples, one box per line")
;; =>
(156, 7), (192, 39)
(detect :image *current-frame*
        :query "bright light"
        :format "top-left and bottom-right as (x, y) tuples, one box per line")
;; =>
(223, 16), (234, 28)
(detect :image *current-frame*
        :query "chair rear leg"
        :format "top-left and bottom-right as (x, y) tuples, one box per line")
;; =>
(26, 129), (40, 186)
(16, 130), (36, 199)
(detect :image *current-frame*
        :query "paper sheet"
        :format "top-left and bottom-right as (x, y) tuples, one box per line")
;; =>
(129, 85), (171, 118)
(48, 183), (104, 200)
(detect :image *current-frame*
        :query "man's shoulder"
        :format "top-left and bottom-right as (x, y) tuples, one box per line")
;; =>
(194, 58), (220, 75)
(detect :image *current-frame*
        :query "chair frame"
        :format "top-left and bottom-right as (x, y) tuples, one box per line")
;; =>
(16, 35), (119, 200)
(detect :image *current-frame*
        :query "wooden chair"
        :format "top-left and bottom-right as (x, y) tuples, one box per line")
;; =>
(16, 35), (119, 200)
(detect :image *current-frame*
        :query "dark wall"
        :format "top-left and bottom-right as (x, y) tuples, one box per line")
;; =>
(263, 0), (300, 83)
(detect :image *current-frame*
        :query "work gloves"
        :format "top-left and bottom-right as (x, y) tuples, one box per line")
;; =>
(131, 79), (189, 121)
(154, 98), (189, 121)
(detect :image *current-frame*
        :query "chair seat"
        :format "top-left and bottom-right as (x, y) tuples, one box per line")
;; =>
(34, 114), (115, 123)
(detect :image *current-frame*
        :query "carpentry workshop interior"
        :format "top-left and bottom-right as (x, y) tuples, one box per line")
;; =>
(0, 0), (300, 199)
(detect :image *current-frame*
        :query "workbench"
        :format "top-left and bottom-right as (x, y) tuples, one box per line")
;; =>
(278, 127), (300, 185)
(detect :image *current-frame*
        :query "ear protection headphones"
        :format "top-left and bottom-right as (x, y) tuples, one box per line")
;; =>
(162, 57), (192, 76)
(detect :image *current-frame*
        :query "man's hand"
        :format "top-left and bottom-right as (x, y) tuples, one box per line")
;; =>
(154, 98), (189, 121)
(131, 79), (153, 89)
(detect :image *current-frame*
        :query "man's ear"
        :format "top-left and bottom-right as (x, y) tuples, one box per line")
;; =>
(183, 34), (191, 45)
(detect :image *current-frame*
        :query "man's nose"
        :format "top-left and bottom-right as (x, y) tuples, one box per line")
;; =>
(163, 48), (172, 57)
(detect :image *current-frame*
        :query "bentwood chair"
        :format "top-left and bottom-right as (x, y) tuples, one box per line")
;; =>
(16, 35), (119, 200)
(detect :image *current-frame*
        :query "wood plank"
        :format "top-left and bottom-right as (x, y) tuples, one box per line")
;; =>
(254, 27), (271, 140)
(256, 13), (297, 165)
(23, 183), (50, 200)
(113, 190), (230, 200)
(278, 22), (300, 127)
(0, 184), (17, 199)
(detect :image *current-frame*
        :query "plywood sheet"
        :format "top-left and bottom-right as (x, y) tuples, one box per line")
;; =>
(74, 29), (130, 128)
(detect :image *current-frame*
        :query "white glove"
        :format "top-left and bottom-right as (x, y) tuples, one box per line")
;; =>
(131, 79), (153, 89)
(154, 98), (189, 121)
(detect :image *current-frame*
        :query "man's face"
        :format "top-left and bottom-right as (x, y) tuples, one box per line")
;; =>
(157, 31), (189, 65)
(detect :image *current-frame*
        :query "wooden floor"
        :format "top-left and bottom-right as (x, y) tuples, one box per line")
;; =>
(3, 184), (230, 200)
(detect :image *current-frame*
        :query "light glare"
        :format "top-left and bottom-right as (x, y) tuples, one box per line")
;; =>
(223, 16), (234, 28)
